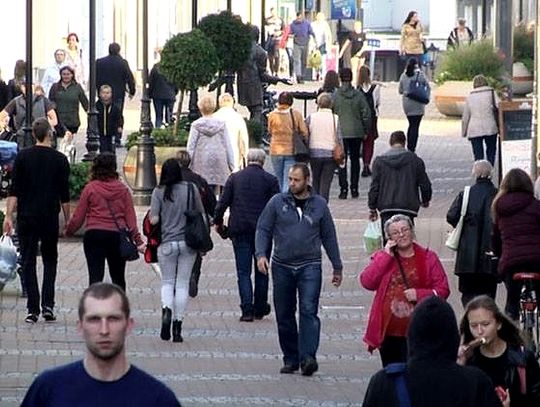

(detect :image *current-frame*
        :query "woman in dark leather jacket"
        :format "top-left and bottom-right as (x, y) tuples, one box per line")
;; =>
(459, 295), (540, 406)
(447, 160), (498, 308)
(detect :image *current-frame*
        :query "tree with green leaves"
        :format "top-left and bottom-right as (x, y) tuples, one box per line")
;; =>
(198, 11), (252, 96)
(160, 29), (220, 134)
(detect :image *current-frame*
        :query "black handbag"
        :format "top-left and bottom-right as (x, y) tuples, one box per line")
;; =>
(106, 200), (139, 262)
(407, 72), (430, 105)
(184, 183), (213, 253)
(290, 110), (309, 162)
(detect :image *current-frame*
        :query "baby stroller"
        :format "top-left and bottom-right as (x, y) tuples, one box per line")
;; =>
(0, 140), (18, 199)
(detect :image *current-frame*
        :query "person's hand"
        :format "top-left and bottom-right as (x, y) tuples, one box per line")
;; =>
(495, 387), (509, 406)
(421, 201), (430, 208)
(368, 209), (378, 221)
(137, 244), (146, 254)
(257, 256), (269, 275)
(65, 131), (73, 143)
(331, 273), (342, 287)
(404, 288), (417, 303)
(384, 239), (397, 255)
(3, 218), (13, 235)
(117, 127), (123, 134)
(280, 77), (293, 85)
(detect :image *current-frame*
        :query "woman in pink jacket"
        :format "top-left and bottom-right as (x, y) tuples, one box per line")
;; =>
(359, 214), (449, 366)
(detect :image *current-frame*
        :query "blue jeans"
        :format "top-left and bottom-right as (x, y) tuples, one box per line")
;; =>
(153, 98), (175, 128)
(470, 135), (497, 166)
(272, 262), (322, 367)
(232, 233), (269, 315)
(271, 155), (295, 193)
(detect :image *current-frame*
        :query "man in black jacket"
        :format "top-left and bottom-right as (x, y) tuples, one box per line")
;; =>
(214, 148), (280, 321)
(96, 43), (135, 146)
(176, 150), (216, 298)
(368, 131), (431, 239)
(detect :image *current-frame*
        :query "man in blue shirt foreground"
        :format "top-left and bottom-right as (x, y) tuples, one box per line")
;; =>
(22, 283), (180, 406)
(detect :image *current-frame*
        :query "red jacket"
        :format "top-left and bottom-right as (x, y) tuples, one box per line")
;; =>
(359, 243), (450, 351)
(65, 179), (143, 246)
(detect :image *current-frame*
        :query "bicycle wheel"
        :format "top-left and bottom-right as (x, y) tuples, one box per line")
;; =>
(523, 310), (538, 356)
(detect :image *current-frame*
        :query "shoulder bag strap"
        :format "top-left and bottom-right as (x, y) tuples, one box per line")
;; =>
(289, 109), (296, 132)
(332, 112), (337, 143)
(186, 182), (192, 210)
(460, 186), (470, 217)
(395, 254), (410, 290)
(105, 199), (123, 232)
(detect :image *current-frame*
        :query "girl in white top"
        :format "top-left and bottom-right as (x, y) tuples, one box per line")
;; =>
(65, 33), (86, 89)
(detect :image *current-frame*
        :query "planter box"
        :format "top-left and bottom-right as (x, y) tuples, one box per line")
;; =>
(512, 62), (533, 96)
(434, 81), (474, 117)
(123, 146), (185, 188)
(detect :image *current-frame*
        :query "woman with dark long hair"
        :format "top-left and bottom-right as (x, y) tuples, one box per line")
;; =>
(356, 65), (380, 176)
(459, 295), (540, 406)
(398, 57), (430, 152)
(399, 11), (424, 64)
(66, 153), (144, 291)
(317, 69), (340, 96)
(149, 158), (206, 343)
(491, 168), (540, 320)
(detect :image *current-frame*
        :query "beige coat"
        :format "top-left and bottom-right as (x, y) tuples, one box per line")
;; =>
(462, 86), (499, 139)
(268, 105), (308, 156)
(400, 23), (424, 55)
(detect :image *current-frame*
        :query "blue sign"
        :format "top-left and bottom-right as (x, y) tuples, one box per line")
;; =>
(305, 0), (314, 10)
(367, 39), (380, 48)
(330, 0), (357, 20)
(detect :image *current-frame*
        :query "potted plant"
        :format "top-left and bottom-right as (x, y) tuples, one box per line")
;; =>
(434, 40), (505, 117)
(512, 23), (534, 95)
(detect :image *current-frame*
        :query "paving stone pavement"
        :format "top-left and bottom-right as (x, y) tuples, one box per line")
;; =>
(0, 81), (505, 406)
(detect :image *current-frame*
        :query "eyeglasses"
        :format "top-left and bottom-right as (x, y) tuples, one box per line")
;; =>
(389, 227), (411, 238)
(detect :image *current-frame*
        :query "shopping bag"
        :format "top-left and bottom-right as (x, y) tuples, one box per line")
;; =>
(0, 234), (19, 286)
(363, 221), (383, 255)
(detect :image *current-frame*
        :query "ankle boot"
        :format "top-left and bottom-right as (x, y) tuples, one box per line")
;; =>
(172, 320), (183, 343)
(160, 307), (172, 341)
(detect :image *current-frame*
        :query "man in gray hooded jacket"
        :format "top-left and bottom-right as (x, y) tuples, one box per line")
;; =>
(368, 130), (431, 237)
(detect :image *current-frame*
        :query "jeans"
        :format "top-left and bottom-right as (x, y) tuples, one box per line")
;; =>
(153, 98), (175, 128)
(272, 262), (322, 367)
(83, 229), (126, 291)
(158, 240), (197, 320)
(271, 155), (296, 193)
(406, 115), (423, 153)
(470, 135), (497, 166)
(17, 215), (59, 314)
(232, 233), (269, 315)
(338, 138), (362, 192)
(310, 157), (335, 202)
(293, 43), (308, 80)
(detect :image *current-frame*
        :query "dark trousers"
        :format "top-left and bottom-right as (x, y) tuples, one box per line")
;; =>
(362, 118), (378, 167)
(272, 262), (322, 368)
(406, 115), (423, 153)
(231, 233), (269, 315)
(504, 273), (540, 321)
(470, 135), (497, 166)
(113, 97), (125, 143)
(18, 215), (59, 314)
(153, 98), (175, 128)
(83, 229), (127, 291)
(380, 211), (416, 245)
(310, 157), (336, 202)
(99, 135), (114, 153)
(379, 336), (408, 367)
(338, 138), (362, 193)
(458, 274), (498, 309)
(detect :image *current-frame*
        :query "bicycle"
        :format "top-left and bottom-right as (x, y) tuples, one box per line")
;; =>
(513, 272), (540, 359)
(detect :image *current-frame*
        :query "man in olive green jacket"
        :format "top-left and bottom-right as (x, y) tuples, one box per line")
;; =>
(333, 68), (371, 199)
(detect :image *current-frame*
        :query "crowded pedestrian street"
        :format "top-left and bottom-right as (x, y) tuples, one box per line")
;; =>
(0, 80), (493, 406)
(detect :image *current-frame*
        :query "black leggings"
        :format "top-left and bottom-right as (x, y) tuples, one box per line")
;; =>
(406, 115), (423, 153)
(83, 229), (126, 291)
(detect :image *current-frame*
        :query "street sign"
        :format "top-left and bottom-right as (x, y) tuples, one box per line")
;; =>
(330, 0), (357, 20)
(367, 39), (380, 48)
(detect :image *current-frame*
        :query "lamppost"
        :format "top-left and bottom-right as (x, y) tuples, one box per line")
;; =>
(132, 0), (156, 206)
(188, 0), (200, 121)
(23, 0), (32, 148)
(426, 43), (440, 81)
(83, 0), (100, 162)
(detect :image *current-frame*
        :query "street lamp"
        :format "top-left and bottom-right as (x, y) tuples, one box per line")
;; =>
(132, 0), (157, 206)
(426, 43), (439, 80)
(83, 0), (100, 162)
(23, 0), (33, 149)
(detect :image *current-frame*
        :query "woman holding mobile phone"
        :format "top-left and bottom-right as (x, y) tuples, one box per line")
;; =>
(359, 214), (450, 366)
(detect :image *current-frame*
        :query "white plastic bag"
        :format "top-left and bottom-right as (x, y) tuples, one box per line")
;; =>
(0, 234), (18, 285)
(363, 221), (383, 256)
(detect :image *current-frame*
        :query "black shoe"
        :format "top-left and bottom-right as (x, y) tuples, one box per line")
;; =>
(338, 190), (347, 200)
(280, 364), (299, 374)
(42, 307), (56, 322)
(25, 313), (38, 324)
(351, 189), (359, 199)
(160, 307), (172, 341)
(300, 357), (318, 376)
(172, 320), (183, 343)
(361, 167), (372, 177)
(239, 312), (254, 322)
(254, 303), (271, 320)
